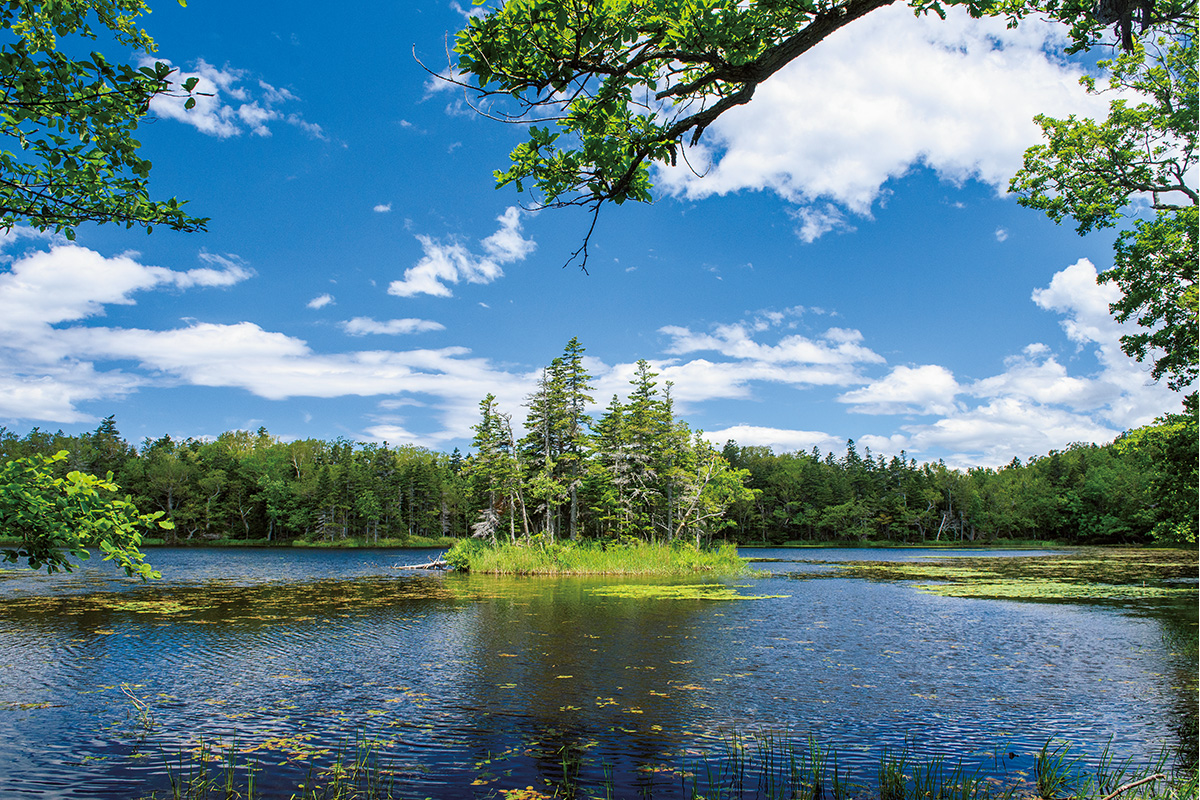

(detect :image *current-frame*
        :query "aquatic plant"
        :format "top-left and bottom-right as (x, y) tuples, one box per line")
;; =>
(811, 547), (1198, 605)
(136, 731), (1197, 800)
(144, 735), (395, 800)
(1034, 741), (1080, 799)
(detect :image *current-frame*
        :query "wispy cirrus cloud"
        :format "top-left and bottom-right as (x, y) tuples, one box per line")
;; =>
(341, 317), (445, 336)
(144, 57), (328, 140)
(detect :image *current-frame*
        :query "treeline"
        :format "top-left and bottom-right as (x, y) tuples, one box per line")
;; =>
(720, 412), (1196, 546)
(0, 341), (1194, 547)
(0, 420), (472, 543)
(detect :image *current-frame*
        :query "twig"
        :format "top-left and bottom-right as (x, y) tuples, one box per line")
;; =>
(1099, 773), (1169, 800)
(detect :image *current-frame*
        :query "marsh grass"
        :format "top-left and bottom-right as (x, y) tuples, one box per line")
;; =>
(803, 548), (1198, 603)
(445, 539), (748, 575)
(145, 735), (396, 800)
(134, 733), (1196, 800)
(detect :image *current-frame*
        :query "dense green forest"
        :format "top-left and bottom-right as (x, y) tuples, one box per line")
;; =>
(1, 340), (1195, 548)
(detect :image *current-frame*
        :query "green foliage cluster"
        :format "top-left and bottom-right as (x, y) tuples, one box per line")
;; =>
(1011, 29), (1197, 408)
(0, 449), (168, 577)
(0, 416), (473, 546)
(0, 0), (207, 237)
(720, 412), (1197, 546)
(464, 340), (757, 547)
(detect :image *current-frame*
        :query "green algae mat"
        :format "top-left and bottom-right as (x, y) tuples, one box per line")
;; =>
(796, 547), (1198, 603)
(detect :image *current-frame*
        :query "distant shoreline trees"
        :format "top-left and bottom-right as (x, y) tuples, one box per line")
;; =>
(1, 364), (1195, 550)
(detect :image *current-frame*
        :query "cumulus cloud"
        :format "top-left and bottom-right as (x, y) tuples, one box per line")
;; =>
(373, 203), (393, 213)
(388, 206), (536, 298)
(0, 245), (249, 330)
(654, 6), (1110, 238)
(670, 261), (1182, 468)
(144, 57), (326, 140)
(0, 245), (250, 420)
(898, 397), (1123, 467)
(838, 364), (961, 415)
(0, 242), (1183, 465)
(0, 241), (535, 438)
(701, 424), (844, 454)
(341, 317), (446, 336)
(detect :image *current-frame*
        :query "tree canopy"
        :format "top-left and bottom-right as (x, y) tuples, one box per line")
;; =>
(450, 0), (1192, 268)
(0, 450), (169, 577)
(452, 0), (1197, 408)
(1010, 30), (1197, 406)
(0, 0), (207, 238)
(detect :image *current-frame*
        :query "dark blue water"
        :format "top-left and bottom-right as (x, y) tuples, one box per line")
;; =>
(0, 547), (1193, 798)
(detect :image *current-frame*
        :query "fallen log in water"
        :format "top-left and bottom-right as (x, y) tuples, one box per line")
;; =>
(391, 558), (451, 571)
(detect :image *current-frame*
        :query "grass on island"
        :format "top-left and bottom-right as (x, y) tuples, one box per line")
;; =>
(444, 538), (748, 576)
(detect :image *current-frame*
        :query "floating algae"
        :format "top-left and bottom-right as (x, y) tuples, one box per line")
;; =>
(803, 547), (1197, 605)
(587, 583), (789, 601)
(914, 579), (1194, 601)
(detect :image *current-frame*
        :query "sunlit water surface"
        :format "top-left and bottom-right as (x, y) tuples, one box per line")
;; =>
(0, 547), (1194, 798)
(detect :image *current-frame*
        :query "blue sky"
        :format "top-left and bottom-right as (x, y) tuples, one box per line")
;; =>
(0, 1), (1187, 467)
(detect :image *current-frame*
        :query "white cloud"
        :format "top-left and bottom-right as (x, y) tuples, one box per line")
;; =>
(660, 321), (884, 367)
(0, 242), (1183, 464)
(866, 259), (1180, 465)
(790, 204), (855, 243)
(342, 317), (445, 336)
(144, 57), (324, 140)
(0, 241), (537, 438)
(995, 227), (1009, 242)
(654, 6), (1111, 238)
(899, 397), (1122, 468)
(838, 364), (961, 415)
(666, 260), (1183, 467)
(0, 245), (249, 421)
(0, 245), (249, 330)
(388, 206), (536, 298)
(307, 293), (335, 309)
(373, 203), (393, 213)
(701, 424), (843, 454)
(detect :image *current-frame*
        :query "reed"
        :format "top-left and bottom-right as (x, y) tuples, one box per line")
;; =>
(444, 538), (747, 575)
(144, 735), (394, 800)
(137, 732), (1197, 800)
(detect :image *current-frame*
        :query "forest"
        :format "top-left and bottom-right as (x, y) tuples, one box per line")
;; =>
(1, 338), (1195, 549)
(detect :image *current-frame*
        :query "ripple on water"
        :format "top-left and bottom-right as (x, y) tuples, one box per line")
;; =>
(0, 547), (1192, 799)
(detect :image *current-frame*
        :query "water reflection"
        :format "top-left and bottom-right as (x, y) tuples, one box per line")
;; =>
(0, 548), (1193, 798)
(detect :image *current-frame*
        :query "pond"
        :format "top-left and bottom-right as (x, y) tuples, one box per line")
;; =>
(0, 547), (1194, 798)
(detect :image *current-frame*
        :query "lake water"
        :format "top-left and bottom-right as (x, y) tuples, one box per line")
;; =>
(0, 547), (1194, 798)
